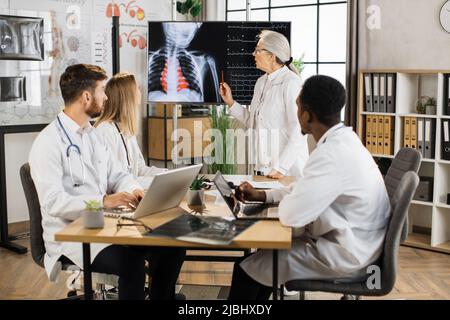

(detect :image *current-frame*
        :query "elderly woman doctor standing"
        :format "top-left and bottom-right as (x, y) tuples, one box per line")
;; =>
(220, 30), (308, 179)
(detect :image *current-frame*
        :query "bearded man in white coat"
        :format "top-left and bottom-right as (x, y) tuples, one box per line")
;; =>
(228, 75), (391, 300)
(29, 64), (185, 300)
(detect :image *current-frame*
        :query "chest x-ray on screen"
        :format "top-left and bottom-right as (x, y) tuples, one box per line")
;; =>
(148, 22), (222, 104)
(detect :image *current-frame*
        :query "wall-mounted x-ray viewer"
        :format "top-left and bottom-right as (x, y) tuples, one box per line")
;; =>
(0, 15), (44, 61)
(0, 77), (26, 102)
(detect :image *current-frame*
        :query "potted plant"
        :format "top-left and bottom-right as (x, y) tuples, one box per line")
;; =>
(292, 54), (305, 75)
(176, 0), (202, 21)
(82, 200), (104, 229)
(187, 175), (208, 206)
(208, 105), (237, 175)
(416, 96), (436, 115)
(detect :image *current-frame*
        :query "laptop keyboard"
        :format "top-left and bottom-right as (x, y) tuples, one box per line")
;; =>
(103, 207), (135, 219)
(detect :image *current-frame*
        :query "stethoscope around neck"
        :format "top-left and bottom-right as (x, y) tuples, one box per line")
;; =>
(57, 115), (86, 187)
(113, 122), (132, 173)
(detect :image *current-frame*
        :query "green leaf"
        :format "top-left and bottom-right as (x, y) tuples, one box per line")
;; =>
(84, 200), (102, 212)
(176, 1), (183, 13)
(292, 55), (305, 74)
(185, 0), (194, 8)
(190, 175), (207, 190)
(176, 1), (189, 14)
(190, 3), (202, 17)
(208, 106), (236, 175)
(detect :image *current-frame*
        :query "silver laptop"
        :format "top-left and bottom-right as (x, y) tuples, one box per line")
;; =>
(105, 164), (203, 219)
(213, 171), (279, 220)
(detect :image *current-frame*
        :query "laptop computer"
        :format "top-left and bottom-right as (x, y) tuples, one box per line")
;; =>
(213, 171), (279, 220)
(104, 164), (203, 219)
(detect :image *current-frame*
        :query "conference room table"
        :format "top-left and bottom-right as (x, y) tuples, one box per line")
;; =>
(55, 175), (294, 300)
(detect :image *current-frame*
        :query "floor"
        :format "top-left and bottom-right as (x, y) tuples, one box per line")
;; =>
(1, 239), (450, 300)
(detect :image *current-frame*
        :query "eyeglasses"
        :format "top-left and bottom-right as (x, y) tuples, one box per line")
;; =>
(116, 216), (153, 233)
(253, 48), (270, 55)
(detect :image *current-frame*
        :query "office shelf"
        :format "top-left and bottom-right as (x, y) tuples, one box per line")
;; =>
(404, 233), (431, 249)
(361, 111), (396, 116)
(436, 203), (450, 209)
(411, 200), (434, 207)
(147, 104), (211, 168)
(357, 69), (450, 254)
(399, 113), (438, 119)
(436, 241), (450, 252)
(371, 154), (395, 159)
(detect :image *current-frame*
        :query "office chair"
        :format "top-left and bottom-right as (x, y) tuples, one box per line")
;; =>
(20, 163), (118, 300)
(285, 171), (419, 299)
(383, 148), (421, 241)
(285, 148), (422, 300)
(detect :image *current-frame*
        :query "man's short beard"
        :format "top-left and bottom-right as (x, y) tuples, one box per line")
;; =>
(87, 110), (101, 118)
(86, 99), (102, 118)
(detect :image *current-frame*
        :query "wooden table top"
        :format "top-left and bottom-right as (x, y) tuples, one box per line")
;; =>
(55, 175), (294, 250)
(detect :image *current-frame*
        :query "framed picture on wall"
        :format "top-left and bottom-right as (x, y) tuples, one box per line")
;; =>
(0, 76), (26, 102)
(0, 14), (44, 61)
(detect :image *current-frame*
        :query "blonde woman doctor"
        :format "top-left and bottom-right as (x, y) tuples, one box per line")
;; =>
(95, 73), (166, 188)
(220, 30), (308, 179)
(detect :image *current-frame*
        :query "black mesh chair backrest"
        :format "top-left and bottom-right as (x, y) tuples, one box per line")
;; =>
(384, 148), (421, 242)
(19, 163), (45, 268)
(380, 171), (419, 295)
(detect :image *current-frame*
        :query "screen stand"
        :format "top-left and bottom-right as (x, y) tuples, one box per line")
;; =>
(172, 104), (180, 169)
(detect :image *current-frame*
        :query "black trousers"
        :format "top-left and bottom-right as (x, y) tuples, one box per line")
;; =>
(88, 245), (186, 300)
(228, 255), (272, 300)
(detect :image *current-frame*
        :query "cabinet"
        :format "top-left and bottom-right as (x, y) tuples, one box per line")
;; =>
(357, 70), (450, 254)
(147, 104), (211, 167)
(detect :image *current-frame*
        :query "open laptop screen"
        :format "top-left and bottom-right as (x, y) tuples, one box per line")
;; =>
(213, 172), (240, 217)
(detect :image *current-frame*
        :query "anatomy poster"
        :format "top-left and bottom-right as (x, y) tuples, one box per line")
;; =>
(0, 0), (170, 126)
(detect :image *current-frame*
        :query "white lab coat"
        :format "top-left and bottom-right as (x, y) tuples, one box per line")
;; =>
(29, 112), (142, 281)
(95, 121), (167, 189)
(229, 66), (308, 177)
(240, 124), (391, 286)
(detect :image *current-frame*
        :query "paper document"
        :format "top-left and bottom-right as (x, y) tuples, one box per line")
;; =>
(249, 181), (285, 189)
(224, 177), (285, 190)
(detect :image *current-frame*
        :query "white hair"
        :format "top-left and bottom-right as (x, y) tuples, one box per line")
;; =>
(258, 30), (299, 75)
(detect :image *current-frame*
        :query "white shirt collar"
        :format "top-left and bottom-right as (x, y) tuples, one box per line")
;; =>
(267, 65), (288, 83)
(317, 122), (346, 146)
(58, 111), (93, 135)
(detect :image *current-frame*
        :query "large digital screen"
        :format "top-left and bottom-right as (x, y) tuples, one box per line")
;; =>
(147, 21), (290, 105)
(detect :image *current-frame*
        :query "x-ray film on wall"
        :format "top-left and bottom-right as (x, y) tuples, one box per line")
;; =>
(0, 15), (44, 61)
(147, 21), (290, 105)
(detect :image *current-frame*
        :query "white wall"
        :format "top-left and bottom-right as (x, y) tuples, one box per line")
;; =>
(5, 133), (39, 223)
(359, 0), (450, 69)
(206, 0), (226, 21)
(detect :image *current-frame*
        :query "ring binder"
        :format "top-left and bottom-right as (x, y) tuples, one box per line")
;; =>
(373, 73), (380, 112)
(364, 73), (373, 112)
(386, 73), (396, 113)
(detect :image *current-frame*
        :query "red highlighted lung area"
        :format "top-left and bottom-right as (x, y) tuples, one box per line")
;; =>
(160, 59), (190, 93)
